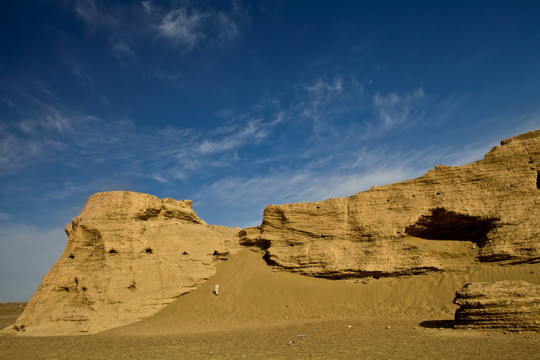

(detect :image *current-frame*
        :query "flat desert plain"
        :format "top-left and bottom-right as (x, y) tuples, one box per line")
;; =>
(1, 249), (539, 359)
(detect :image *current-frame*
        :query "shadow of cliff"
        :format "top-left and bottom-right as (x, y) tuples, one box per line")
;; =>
(419, 319), (455, 329)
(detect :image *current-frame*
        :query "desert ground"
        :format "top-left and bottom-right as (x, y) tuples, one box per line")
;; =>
(1, 249), (539, 359)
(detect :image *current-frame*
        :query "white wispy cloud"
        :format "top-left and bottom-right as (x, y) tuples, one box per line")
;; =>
(111, 41), (137, 64)
(304, 76), (344, 97)
(298, 77), (364, 138)
(197, 120), (268, 155)
(157, 8), (208, 49)
(70, 63), (94, 89)
(35, 82), (58, 99)
(372, 88), (426, 129)
(198, 163), (422, 212)
(71, 1), (245, 59)
(216, 12), (240, 45)
(74, 0), (102, 28)
(1, 96), (15, 108)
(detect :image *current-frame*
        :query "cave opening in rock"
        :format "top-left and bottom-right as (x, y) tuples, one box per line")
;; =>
(145, 248), (153, 254)
(405, 207), (499, 247)
(537, 171), (540, 189)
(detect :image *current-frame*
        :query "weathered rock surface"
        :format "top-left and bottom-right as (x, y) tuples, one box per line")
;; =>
(254, 130), (540, 278)
(5, 129), (540, 336)
(6, 191), (240, 335)
(453, 280), (540, 331)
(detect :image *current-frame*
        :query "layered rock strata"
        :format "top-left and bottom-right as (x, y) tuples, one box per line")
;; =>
(253, 130), (540, 277)
(8, 192), (240, 335)
(454, 281), (540, 331)
(5, 129), (540, 336)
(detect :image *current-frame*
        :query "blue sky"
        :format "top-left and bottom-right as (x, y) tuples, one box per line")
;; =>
(1, 0), (539, 302)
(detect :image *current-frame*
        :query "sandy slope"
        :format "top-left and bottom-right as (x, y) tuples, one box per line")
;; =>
(110, 249), (539, 336)
(1, 249), (539, 359)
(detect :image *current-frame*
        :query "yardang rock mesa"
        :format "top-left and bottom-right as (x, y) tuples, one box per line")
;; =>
(454, 280), (540, 331)
(4, 129), (540, 336)
(8, 192), (241, 335)
(254, 130), (540, 277)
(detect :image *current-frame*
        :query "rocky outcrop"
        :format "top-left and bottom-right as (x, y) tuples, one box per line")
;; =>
(6, 192), (240, 335)
(254, 130), (540, 278)
(453, 281), (540, 331)
(5, 130), (540, 336)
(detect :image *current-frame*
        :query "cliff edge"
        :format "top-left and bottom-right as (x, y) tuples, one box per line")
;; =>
(250, 129), (540, 277)
(4, 129), (540, 336)
(7, 191), (240, 335)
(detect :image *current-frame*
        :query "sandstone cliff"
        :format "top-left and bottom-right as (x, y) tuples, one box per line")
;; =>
(454, 281), (540, 331)
(5, 129), (540, 336)
(8, 192), (240, 335)
(251, 130), (540, 278)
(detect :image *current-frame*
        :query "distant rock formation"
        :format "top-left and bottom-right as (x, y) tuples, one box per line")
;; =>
(252, 130), (540, 278)
(454, 281), (540, 331)
(4, 129), (540, 336)
(8, 192), (240, 335)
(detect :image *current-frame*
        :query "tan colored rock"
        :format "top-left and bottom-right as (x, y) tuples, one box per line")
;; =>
(453, 280), (540, 331)
(6, 191), (240, 335)
(5, 130), (540, 336)
(257, 130), (540, 277)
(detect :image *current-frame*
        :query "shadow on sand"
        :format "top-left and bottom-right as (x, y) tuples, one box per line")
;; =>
(419, 320), (455, 329)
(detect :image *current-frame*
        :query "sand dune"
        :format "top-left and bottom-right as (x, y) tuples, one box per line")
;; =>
(111, 249), (540, 336)
(2, 249), (539, 359)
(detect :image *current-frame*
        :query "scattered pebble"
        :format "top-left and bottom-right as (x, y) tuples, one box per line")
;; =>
(385, 326), (391, 329)
(347, 325), (352, 328)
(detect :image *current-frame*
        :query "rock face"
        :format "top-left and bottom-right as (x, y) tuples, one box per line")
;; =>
(254, 130), (540, 278)
(454, 281), (540, 331)
(8, 192), (240, 335)
(5, 129), (540, 336)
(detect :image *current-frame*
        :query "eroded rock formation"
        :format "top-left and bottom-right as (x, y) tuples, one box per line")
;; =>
(454, 281), (540, 331)
(8, 192), (240, 335)
(252, 130), (540, 277)
(4, 129), (540, 336)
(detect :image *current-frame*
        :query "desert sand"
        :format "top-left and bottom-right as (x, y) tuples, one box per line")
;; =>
(1, 249), (539, 359)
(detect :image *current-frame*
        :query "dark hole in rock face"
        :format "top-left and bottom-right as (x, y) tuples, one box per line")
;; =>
(182, 251), (188, 255)
(537, 171), (540, 189)
(68, 254), (75, 259)
(108, 249), (118, 254)
(405, 207), (499, 247)
(82, 287), (87, 291)
(145, 248), (153, 254)
(212, 250), (230, 260)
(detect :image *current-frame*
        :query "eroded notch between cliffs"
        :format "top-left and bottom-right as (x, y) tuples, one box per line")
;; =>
(405, 207), (499, 247)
